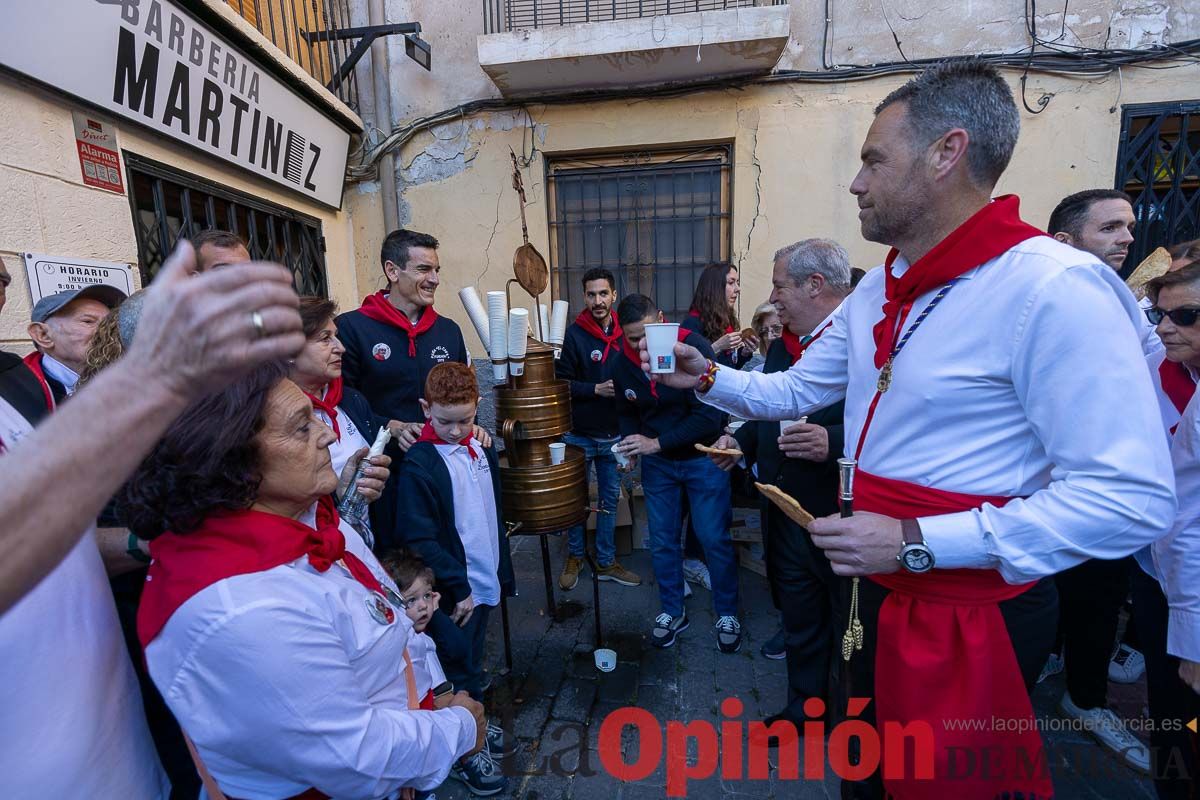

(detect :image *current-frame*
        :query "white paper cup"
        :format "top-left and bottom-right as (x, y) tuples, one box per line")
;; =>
(491, 360), (508, 382)
(644, 323), (680, 374)
(594, 647), (617, 673)
(727, 421), (746, 434)
(611, 443), (630, 467)
(780, 416), (808, 435)
(509, 357), (525, 377)
(549, 442), (566, 465)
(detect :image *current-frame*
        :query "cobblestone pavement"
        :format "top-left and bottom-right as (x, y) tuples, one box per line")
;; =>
(431, 538), (1157, 800)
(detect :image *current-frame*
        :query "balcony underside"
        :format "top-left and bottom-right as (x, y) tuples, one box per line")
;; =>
(478, 5), (790, 98)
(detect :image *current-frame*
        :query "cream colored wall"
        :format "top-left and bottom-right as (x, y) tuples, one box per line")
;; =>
(0, 76), (376, 352)
(389, 65), (1199, 350)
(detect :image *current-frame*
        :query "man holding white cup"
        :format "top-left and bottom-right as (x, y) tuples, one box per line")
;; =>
(709, 238), (853, 730)
(612, 294), (742, 653)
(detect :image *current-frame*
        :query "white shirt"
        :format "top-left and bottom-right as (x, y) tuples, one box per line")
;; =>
(1150, 389), (1200, 661)
(41, 353), (80, 395)
(432, 439), (501, 607)
(0, 397), (169, 799)
(1138, 295), (1165, 359)
(702, 235), (1176, 585)
(407, 631), (447, 699)
(145, 517), (476, 800)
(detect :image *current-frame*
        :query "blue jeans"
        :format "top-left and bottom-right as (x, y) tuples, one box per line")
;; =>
(640, 454), (738, 618)
(564, 432), (621, 567)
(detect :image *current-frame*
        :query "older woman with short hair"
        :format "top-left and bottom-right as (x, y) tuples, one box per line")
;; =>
(121, 362), (483, 799)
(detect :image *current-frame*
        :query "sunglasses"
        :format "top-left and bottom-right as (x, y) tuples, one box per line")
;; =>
(1146, 306), (1200, 327)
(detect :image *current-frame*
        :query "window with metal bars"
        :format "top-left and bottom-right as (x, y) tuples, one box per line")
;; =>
(546, 145), (732, 321)
(124, 153), (329, 296)
(1115, 100), (1200, 276)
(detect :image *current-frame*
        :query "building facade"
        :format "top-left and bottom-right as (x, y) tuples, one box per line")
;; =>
(2, 0), (1198, 355)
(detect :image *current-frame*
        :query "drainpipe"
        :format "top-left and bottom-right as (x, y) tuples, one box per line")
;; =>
(368, 0), (400, 231)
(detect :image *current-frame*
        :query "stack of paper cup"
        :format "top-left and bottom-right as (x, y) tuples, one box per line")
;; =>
(508, 308), (529, 376)
(458, 287), (490, 356)
(487, 291), (508, 382)
(538, 304), (550, 343)
(549, 300), (569, 345)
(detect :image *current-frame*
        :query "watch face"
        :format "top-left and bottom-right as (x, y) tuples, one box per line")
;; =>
(902, 546), (934, 573)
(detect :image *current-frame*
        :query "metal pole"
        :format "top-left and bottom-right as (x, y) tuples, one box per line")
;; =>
(367, 0), (400, 232)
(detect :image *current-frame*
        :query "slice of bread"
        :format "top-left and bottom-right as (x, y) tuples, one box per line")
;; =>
(1126, 247), (1172, 299)
(754, 482), (816, 527)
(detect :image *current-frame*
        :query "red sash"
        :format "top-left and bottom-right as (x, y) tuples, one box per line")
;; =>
(574, 310), (622, 363)
(416, 421), (478, 460)
(137, 497), (388, 648)
(303, 378), (344, 440)
(1159, 359), (1196, 434)
(781, 321), (833, 364)
(21, 352), (56, 411)
(357, 292), (438, 357)
(855, 470), (1051, 800)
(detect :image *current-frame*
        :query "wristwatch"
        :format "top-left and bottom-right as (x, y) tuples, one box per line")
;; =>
(898, 519), (935, 573)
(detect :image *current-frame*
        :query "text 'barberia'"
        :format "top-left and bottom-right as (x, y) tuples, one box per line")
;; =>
(105, 0), (321, 192)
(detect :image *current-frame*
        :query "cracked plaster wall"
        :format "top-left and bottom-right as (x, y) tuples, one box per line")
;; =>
(365, 1), (1199, 346)
(388, 67), (1198, 351)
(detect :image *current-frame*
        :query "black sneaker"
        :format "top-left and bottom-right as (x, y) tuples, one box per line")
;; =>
(450, 750), (507, 796)
(716, 615), (743, 654)
(485, 719), (518, 758)
(651, 612), (689, 648)
(760, 626), (786, 660)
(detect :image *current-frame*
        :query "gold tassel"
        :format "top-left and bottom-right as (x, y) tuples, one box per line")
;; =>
(842, 576), (864, 661)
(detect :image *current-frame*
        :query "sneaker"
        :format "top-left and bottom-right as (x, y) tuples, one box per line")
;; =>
(1059, 692), (1150, 773)
(682, 559), (712, 591)
(596, 561), (642, 586)
(651, 612), (689, 648)
(716, 615), (743, 654)
(559, 555), (583, 591)
(1037, 652), (1064, 684)
(1108, 644), (1146, 684)
(479, 670), (493, 694)
(450, 750), (507, 796)
(485, 720), (518, 758)
(760, 626), (787, 660)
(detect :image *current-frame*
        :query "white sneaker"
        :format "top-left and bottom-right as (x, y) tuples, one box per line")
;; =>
(1037, 653), (1064, 684)
(682, 559), (712, 591)
(1059, 692), (1150, 772)
(1108, 644), (1146, 684)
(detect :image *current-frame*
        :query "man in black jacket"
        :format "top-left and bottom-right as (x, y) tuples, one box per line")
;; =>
(336, 229), (477, 551)
(613, 294), (742, 653)
(555, 267), (641, 590)
(710, 238), (852, 728)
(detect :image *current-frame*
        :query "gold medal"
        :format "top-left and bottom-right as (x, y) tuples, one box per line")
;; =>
(877, 358), (893, 393)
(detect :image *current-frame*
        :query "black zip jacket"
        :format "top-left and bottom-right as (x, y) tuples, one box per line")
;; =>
(556, 319), (621, 438)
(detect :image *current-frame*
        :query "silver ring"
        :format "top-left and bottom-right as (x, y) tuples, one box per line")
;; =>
(250, 310), (266, 338)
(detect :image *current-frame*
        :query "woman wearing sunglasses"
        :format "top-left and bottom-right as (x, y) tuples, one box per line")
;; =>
(1132, 263), (1200, 800)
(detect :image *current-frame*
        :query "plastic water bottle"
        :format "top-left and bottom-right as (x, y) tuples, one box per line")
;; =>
(338, 426), (392, 527)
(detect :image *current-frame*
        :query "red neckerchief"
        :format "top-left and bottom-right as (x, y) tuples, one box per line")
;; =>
(574, 310), (622, 363)
(687, 307), (734, 335)
(21, 352), (55, 411)
(1159, 359), (1197, 434)
(304, 378), (344, 441)
(780, 322), (833, 365)
(137, 496), (385, 648)
(873, 195), (1044, 368)
(622, 329), (690, 398)
(855, 471), (1052, 800)
(357, 292), (439, 357)
(416, 421), (478, 460)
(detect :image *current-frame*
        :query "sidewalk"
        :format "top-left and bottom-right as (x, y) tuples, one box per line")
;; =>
(433, 538), (1156, 800)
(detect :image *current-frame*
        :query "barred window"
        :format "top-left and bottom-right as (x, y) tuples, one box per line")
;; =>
(547, 145), (732, 321)
(1115, 100), (1200, 276)
(125, 153), (329, 297)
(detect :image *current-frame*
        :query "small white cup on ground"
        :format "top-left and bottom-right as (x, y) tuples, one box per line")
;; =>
(594, 648), (617, 672)
(644, 323), (681, 374)
(780, 416), (808, 435)
(549, 442), (566, 465)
